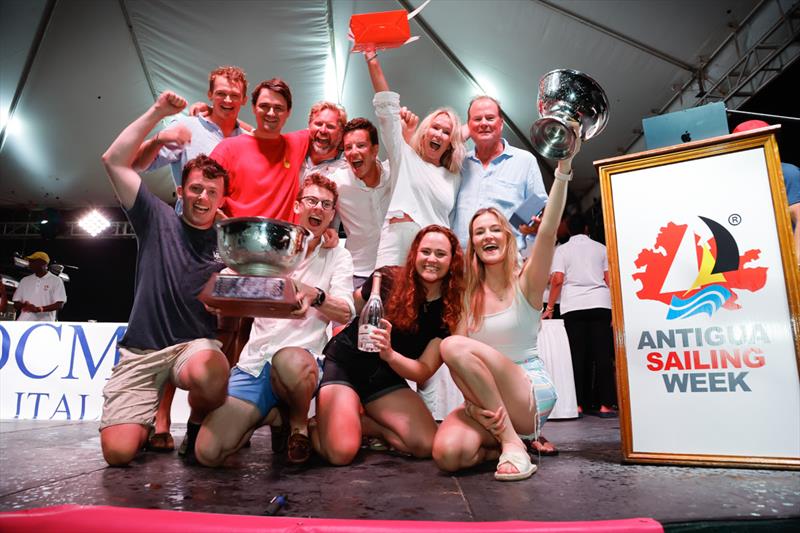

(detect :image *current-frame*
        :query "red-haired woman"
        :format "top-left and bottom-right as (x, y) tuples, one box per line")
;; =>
(432, 140), (580, 481)
(312, 225), (464, 465)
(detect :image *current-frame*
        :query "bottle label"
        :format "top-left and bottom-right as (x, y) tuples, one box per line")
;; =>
(358, 324), (380, 353)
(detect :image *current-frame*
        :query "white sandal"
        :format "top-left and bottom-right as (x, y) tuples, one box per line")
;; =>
(494, 447), (537, 481)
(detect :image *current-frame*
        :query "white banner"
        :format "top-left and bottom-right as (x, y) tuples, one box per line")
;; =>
(0, 321), (189, 421)
(611, 148), (800, 458)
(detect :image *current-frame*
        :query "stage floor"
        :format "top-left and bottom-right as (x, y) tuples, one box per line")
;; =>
(1, 417), (798, 527)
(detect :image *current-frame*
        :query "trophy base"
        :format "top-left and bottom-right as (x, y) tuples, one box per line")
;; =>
(199, 273), (301, 318)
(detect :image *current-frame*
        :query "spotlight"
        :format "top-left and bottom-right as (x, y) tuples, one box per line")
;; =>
(78, 209), (110, 237)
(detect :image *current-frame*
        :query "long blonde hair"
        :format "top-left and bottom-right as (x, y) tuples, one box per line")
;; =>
(410, 107), (465, 174)
(465, 207), (519, 332)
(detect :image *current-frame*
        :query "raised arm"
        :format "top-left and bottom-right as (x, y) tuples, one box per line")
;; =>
(101, 92), (187, 209)
(519, 138), (581, 308)
(365, 51), (390, 93)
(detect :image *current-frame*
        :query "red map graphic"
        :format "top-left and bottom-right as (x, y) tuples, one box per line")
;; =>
(633, 222), (767, 310)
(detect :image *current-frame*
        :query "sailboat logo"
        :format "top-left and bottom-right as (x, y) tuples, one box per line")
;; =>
(633, 217), (767, 320)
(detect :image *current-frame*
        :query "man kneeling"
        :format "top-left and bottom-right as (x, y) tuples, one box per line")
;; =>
(99, 92), (230, 466)
(195, 174), (355, 467)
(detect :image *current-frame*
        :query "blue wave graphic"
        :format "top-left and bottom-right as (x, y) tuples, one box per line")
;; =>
(666, 284), (732, 320)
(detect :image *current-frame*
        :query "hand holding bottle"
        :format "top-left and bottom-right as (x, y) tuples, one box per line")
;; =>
(370, 318), (395, 362)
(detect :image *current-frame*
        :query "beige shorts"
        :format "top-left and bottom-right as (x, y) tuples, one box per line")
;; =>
(100, 338), (223, 430)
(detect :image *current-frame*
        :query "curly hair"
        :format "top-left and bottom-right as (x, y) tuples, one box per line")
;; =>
(208, 66), (248, 96)
(465, 207), (519, 332)
(297, 172), (338, 205)
(385, 225), (464, 334)
(410, 108), (465, 174)
(182, 154), (229, 194)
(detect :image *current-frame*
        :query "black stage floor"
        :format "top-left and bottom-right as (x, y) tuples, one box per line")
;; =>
(1, 417), (798, 529)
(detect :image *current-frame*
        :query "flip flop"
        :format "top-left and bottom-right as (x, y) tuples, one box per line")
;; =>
(287, 431), (312, 464)
(146, 432), (175, 453)
(495, 448), (537, 482)
(529, 436), (559, 456)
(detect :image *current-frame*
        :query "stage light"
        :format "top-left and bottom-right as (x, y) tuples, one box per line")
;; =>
(78, 209), (110, 237)
(0, 107), (24, 136)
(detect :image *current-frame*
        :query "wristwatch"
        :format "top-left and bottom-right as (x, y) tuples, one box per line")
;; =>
(311, 287), (326, 308)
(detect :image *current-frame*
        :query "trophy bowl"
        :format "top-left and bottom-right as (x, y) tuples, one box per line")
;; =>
(530, 69), (609, 160)
(216, 217), (310, 276)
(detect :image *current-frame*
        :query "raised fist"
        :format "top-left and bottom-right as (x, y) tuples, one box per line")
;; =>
(155, 91), (187, 116)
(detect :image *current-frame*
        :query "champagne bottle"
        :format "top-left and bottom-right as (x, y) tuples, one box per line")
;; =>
(357, 272), (383, 352)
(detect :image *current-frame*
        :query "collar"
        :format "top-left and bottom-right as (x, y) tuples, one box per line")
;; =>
(467, 138), (513, 166)
(198, 113), (243, 136)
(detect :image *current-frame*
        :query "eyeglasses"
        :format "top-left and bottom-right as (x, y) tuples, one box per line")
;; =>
(300, 196), (335, 211)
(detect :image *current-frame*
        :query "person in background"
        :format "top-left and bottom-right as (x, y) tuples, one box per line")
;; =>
(13, 251), (66, 322)
(545, 213), (616, 418)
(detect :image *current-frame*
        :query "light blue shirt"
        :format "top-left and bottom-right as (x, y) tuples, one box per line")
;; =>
(452, 139), (547, 253)
(148, 114), (244, 213)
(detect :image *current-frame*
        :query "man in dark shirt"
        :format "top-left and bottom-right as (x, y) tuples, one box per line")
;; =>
(99, 91), (230, 466)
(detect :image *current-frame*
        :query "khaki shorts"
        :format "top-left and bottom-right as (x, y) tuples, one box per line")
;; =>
(100, 338), (223, 430)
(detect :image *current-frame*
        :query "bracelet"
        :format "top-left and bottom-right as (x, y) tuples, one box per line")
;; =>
(546, 306), (554, 312)
(366, 52), (378, 63)
(554, 168), (573, 182)
(154, 132), (161, 144)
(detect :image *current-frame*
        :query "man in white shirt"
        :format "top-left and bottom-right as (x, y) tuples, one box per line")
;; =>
(195, 173), (355, 467)
(13, 252), (66, 321)
(330, 118), (393, 288)
(545, 213), (616, 417)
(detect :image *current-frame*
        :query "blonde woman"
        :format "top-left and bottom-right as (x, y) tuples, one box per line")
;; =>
(364, 50), (466, 268)
(432, 137), (580, 481)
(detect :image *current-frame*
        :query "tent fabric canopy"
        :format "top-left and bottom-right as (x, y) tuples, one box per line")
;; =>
(0, 0), (782, 209)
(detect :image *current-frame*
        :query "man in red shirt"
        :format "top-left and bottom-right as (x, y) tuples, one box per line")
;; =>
(211, 78), (310, 221)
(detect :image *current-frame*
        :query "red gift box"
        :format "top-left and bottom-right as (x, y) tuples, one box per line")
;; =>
(349, 9), (412, 52)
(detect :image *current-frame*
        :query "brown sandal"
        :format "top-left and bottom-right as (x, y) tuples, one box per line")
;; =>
(529, 435), (559, 456)
(287, 431), (312, 464)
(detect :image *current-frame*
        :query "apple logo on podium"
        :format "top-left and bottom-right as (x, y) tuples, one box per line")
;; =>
(681, 130), (692, 143)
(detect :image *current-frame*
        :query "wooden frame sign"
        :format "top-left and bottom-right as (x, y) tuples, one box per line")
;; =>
(596, 126), (800, 469)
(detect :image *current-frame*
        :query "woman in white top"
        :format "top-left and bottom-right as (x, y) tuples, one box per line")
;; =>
(432, 136), (580, 482)
(364, 50), (466, 268)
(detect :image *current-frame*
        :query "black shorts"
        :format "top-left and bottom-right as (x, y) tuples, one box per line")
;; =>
(320, 356), (410, 404)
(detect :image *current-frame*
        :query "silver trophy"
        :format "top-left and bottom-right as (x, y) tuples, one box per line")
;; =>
(199, 217), (310, 318)
(530, 69), (609, 160)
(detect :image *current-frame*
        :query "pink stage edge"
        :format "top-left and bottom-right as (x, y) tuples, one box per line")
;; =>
(0, 505), (663, 533)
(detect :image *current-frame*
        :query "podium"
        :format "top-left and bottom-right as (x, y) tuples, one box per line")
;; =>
(595, 125), (800, 469)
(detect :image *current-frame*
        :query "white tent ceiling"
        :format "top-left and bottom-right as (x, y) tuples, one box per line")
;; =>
(1, 0), (796, 211)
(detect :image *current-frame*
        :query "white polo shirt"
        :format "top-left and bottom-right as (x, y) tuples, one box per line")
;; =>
(13, 272), (67, 321)
(236, 241), (355, 378)
(550, 234), (610, 314)
(330, 160), (393, 276)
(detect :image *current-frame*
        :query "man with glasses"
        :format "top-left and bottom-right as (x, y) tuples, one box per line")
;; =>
(194, 173), (355, 466)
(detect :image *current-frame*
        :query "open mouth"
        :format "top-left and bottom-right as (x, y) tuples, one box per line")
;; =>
(350, 159), (364, 169)
(308, 215), (323, 227)
(192, 204), (210, 215)
(482, 243), (499, 252)
(429, 140), (441, 151)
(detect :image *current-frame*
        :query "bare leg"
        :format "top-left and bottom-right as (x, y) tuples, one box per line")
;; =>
(269, 347), (318, 435)
(153, 382), (175, 435)
(432, 406), (499, 472)
(313, 384), (362, 465)
(195, 396), (273, 467)
(364, 388), (438, 458)
(440, 335), (538, 476)
(100, 423), (149, 466)
(176, 349), (230, 424)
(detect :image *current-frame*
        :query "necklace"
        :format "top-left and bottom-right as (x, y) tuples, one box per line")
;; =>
(486, 285), (507, 301)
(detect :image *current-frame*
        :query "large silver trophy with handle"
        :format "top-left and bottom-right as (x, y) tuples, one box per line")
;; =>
(199, 217), (310, 318)
(530, 69), (609, 160)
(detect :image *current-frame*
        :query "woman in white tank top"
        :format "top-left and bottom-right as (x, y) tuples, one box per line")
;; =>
(432, 136), (581, 482)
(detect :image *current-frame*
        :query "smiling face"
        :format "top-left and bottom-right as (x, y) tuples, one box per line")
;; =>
(468, 97), (503, 146)
(178, 169), (225, 229)
(294, 184), (336, 238)
(253, 89), (290, 136)
(208, 76), (246, 123)
(421, 113), (453, 165)
(471, 211), (508, 265)
(343, 128), (379, 180)
(309, 108), (344, 159)
(414, 231), (453, 289)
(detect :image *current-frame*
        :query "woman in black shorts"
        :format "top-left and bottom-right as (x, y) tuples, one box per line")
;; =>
(312, 225), (464, 465)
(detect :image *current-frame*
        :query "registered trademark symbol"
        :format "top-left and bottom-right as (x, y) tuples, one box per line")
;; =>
(729, 213), (741, 225)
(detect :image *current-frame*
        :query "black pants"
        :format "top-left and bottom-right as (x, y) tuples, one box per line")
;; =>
(562, 307), (616, 410)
